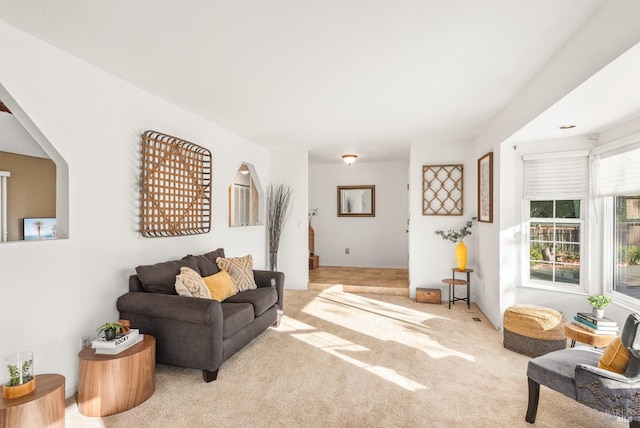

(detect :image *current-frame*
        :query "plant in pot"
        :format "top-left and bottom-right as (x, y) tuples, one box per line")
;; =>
(96, 321), (123, 341)
(587, 294), (612, 319)
(434, 217), (477, 271)
(3, 352), (35, 399)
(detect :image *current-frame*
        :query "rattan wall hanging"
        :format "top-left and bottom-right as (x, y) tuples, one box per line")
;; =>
(422, 164), (463, 216)
(140, 130), (212, 237)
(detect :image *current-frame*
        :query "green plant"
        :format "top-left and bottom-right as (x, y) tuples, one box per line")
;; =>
(6, 359), (33, 387)
(434, 217), (477, 243)
(587, 294), (612, 309)
(96, 321), (123, 335)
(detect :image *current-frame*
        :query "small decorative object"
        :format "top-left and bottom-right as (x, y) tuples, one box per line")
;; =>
(97, 321), (123, 341)
(435, 217), (477, 271)
(308, 208), (318, 256)
(423, 164), (464, 216)
(588, 294), (612, 318)
(266, 183), (293, 271)
(478, 152), (493, 223)
(119, 319), (131, 334)
(3, 352), (35, 399)
(337, 185), (375, 217)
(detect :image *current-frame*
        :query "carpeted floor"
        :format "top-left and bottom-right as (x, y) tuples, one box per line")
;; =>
(65, 287), (622, 427)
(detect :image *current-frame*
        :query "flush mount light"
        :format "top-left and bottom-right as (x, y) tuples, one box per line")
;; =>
(342, 154), (358, 166)
(559, 125), (576, 129)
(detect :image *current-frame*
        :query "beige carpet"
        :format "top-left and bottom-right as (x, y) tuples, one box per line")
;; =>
(65, 287), (621, 427)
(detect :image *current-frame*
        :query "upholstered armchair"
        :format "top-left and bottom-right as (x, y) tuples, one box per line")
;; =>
(526, 313), (640, 427)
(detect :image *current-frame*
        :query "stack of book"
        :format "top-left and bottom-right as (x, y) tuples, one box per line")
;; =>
(572, 312), (619, 335)
(91, 329), (144, 355)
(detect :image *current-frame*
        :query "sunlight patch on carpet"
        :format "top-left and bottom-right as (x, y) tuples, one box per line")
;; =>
(292, 331), (427, 392)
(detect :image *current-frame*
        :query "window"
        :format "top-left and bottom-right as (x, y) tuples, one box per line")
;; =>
(597, 143), (640, 301)
(528, 200), (582, 285)
(522, 151), (588, 289)
(613, 196), (640, 299)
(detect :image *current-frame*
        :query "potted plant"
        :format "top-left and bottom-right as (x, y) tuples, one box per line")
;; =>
(96, 321), (123, 341)
(588, 294), (612, 318)
(434, 217), (477, 271)
(3, 352), (35, 399)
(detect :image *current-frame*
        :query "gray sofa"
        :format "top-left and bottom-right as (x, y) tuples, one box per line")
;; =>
(116, 248), (284, 382)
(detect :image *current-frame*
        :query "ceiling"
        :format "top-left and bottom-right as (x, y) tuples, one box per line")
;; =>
(3, 0), (636, 163)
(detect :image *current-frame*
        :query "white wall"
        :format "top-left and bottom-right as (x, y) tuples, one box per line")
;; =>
(408, 140), (476, 299)
(309, 160), (408, 269)
(0, 22), (274, 397)
(269, 148), (309, 290)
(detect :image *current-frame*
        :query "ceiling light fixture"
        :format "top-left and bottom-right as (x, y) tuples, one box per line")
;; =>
(342, 154), (358, 166)
(559, 125), (576, 129)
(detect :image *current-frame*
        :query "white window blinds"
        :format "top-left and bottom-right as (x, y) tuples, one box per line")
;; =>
(597, 146), (640, 196)
(523, 151), (588, 200)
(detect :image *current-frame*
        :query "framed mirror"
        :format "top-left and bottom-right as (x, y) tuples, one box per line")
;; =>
(337, 185), (375, 217)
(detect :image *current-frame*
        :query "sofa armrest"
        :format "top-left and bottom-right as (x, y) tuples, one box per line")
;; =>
(253, 270), (285, 311)
(117, 292), (222, 325)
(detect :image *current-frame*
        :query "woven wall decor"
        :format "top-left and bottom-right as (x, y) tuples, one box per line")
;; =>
(140, 130), (212, 237)
(422, 164), (463, 216)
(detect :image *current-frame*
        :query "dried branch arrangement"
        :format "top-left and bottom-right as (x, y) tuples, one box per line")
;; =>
(140, 130), (212, 237)
(266, 183), (293, 254)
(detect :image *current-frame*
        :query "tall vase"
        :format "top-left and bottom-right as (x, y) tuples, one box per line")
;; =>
(309, 223), (315, 256)
(269, 252), (278, 272)
(455, 241), (467, 271)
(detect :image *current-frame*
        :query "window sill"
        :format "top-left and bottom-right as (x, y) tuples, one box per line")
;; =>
(520, 281), (587, 295)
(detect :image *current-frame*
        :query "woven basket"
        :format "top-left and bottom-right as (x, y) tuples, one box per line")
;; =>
(503, 305), (567, 357)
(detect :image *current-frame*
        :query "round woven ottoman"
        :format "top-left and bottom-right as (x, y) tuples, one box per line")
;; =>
(503, 305), (566, 357)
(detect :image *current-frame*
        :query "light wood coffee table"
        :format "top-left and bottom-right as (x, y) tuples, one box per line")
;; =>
(564, 322), (617, 348)
(78, 335), (156, 417)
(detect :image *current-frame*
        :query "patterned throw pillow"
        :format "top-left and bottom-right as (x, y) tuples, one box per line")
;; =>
(202, 271), (237, 302)
(216, 254), (257, 292)
(175, 267), (211, 299)
(598, 336), (631, 374)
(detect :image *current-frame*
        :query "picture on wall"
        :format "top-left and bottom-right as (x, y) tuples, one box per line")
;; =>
(478, 152), (493, 223)
(337, 185), (375, 217)
(422, 164), (464, 216)
(23, 217), (57, 240)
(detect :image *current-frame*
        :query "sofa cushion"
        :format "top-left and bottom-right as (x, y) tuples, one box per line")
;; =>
(175, 267), (212, 299)
(203, 271), (237, 302)
(136, 257), (200, 294)
(183, 248), (225, 277)
(221, 303), (255, 339)
(216, 254), (257, 292)
(598, 336), (631, 374)
(224, 287), (277, 317)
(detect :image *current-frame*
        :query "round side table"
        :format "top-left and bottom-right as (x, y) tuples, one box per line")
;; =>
(564, 322), (617, 348)
(78, 335), (156, 417)
(0, 374), (65, 428)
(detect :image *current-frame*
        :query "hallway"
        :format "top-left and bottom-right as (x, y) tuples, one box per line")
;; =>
(308, 266), (409, 296)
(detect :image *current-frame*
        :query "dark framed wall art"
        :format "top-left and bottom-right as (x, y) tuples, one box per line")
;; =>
(477, 152), (493, 223)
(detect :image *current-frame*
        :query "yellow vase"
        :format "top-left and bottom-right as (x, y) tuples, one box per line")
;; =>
(456, 241), (467, 271)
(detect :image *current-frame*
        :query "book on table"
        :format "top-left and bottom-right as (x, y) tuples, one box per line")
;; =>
(576, 312), (618, 326)
(573, 315), (618, 331)
(94, 334), (144, 355)
(572, 319), (618, 335)
(92, 329), (140, 349)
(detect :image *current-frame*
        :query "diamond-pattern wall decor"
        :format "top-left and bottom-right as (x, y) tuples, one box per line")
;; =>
(140, 130), (212, 237)
(422, 164), (463, 216)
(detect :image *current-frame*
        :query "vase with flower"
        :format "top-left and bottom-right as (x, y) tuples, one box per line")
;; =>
(434, 217), (477, 271)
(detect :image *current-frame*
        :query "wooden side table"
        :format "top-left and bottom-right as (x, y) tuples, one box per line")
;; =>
(0, 374), (65, 428)
(564, 322), (617, 348)
(78, 335), (156, 417)
(443, 268), (473, 309)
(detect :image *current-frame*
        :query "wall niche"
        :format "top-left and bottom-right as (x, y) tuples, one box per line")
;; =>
(229, 162), (263, 227)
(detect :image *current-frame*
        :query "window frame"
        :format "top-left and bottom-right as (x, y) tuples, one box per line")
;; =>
(523, 199), (587, 293)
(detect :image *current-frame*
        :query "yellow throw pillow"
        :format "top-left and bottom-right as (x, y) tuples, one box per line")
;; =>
(598, 336), (631, 374)
(203, 271), (237, 302)
(216, 254), (257, 292)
